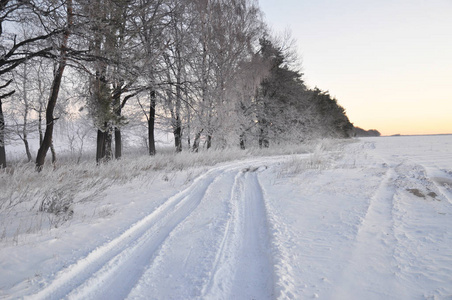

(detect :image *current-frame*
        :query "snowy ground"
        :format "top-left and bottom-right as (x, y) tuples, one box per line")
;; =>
(1, 135), (452, 299)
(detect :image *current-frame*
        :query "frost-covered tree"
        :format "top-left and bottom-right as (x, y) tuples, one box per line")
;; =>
(254, 37), (353, 146)
(160, 0), (191, 153)
(233, 52), (268, 149)
(308, 88), (354, 138)
(7, 23), (63, 163)
(82, 0), (140, 162)
(186, 0), (264, 151)
(255, 37), (308, 147)
(35, 0), (74, 171)
(0, 0), (65, 168)
(132, 0), (168, 156)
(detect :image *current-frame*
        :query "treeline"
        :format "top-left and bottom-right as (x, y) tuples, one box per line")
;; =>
(354, 127), (381, 137)
(0, 0), (353, 170)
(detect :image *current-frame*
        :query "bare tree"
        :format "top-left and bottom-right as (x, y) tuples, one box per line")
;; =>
(134, 0), (168, 156)
(0, 0), (63, 167)
(0, 79), (12, 167)
(84, 0), (153, 162)
(11, 59), (33, 161)
(35, 0), (73, 170)
(160, 0), (192, 152)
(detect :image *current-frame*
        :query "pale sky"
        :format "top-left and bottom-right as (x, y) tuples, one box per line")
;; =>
(258, 0), (452, 136)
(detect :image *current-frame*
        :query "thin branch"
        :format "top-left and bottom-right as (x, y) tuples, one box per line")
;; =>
(0, 89), (15, 99)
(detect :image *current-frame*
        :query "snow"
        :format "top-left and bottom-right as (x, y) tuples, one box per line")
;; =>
(1, 135), (452, 299)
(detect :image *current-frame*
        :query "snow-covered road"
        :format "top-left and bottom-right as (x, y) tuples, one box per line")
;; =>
(28, 158), (281, 300)
(1, 135), (452, 299)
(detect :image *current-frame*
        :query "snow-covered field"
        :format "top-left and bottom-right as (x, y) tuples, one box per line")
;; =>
(1, 135), (452, 299)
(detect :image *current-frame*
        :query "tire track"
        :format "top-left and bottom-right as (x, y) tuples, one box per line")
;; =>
(27, 159), (282, 299)
(201, 168), (274, 300)
(27, 167), (229, 300)
(200, 171), (243, 298)
(333, 167), (403, 299)
(390, 162), (452, 299)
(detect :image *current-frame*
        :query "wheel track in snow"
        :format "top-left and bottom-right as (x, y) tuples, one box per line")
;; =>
(390, 160), (452, 298)
(201, 168), (274, 299)
(347, 144), (452, 299)
(27, 164), (235, 300)
(333, 165), (404, 299)
(334, 154), (452, 299)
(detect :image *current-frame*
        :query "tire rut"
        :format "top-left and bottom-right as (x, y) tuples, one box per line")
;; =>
(201, 168), (274, 300)
(28, 167), (227, 300)
(333, 167), (402, 299)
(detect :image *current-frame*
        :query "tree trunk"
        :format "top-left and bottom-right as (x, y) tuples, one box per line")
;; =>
(21, 61), (32, 162)
(105, 129), (112, 161)
(192, 129), (203, 153)
(113, 84), (122, 159)
(173, 116), (182, 153)
(24, 137), (32, 162)
(35, 62), (65, 170)
(0, 99), (6, 168)
(96, 126), (112, 164)
(93, 74), (111, 163)
(206, 134), (212, 149)
(38, 105), (43, 145)
(50, 142), (56, 164)
(148, 90), (156, 156)
(258, 129), (269, 148)
(239, 132), (246, 150)
(35, 0), (72, 171)
(187, 127), (191, 149)
(185, 89), (191, 149)
(173, 79), (182, 152)
(22, 108), (32, 162)
(0, 80), (15, 168)
(114, 128), (121, 159)
(96, 129), (105, 164)
(258, 117), (270, 148)
(174, 37), (183, 153)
